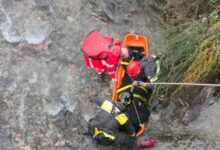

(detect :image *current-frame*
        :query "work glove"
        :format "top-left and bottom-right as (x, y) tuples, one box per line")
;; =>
(152, 52), (163, 61)
(137, 138), (155, 148)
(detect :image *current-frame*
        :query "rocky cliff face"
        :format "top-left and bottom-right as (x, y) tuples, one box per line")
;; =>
(0, 0), (163, 149)
(1, 0), (220, 150)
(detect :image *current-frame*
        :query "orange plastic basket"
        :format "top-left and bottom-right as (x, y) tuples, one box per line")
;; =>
(112, 34), (149, 101)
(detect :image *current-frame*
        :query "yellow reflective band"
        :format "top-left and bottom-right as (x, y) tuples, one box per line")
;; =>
(120, 61), (129, 65)
(101, 100), (113, 113)
(139, 86), (148, 93)
(133, 94), (148, 103)
(94, 128), (116, 140)
(156, 60), (160, 74)
(129, 132), (136, 137)
(149, 60), (160, 82)
(126, 99), (131, 105)
(116, 85), (132, 93)
(115, 113), (128, 125)
(150, 76), (158, 82)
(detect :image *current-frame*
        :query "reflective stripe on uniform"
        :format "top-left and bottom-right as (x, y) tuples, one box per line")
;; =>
(117, 85), (148, 94)
(94, 127), (116, 140)
(89, 58), (94, 68)
(139, 86), (148, 93)
(101, 100), (113, 113)
(120, 61), (129, 65)
(108, 71), (115, 75)
(101, 100), (128, 125)
(115, 113), (128, 125)
(129, 132), (136, 137)
(149, 60), (160, 82)
(133, 94), (148, 105)
(150, 76), (158, 82)
(116, 85), (132, 93)
(102, 60), (114, 68)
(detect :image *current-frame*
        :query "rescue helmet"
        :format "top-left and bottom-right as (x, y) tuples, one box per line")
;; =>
(120, 92), (133, 106)
(127, 61), (141, 77)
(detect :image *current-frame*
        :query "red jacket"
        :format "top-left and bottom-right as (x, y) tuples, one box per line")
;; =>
(83, 44), (121, 79)
(81, 30), (122, 79)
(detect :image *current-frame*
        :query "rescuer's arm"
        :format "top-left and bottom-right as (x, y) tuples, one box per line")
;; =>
(122, 116), (136, 138)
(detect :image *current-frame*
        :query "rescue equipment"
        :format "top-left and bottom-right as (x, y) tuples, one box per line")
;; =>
(137, 138), (155, 148)
(120, 92), (133, 106)
(81, 30), (121, 60)
(127, 61), (142, 77)
(112, 33), (149, 101)
(112, 33), (149, 138)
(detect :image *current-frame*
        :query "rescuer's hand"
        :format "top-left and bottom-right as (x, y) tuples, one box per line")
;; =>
(132, 81), (142, 87)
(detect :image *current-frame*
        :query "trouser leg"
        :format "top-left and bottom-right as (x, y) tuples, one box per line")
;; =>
(114, 133), (136, 147)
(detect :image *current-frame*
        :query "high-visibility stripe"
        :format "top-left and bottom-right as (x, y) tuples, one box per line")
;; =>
(139, 86), (148, 93)
(95, 68), (105, 74)
(116, 85), (132, 93)
(108, 71), (115, 75)
(100, 100), (128, 126)
(129, 132), (136, 137)
(89, 58), (94, 68)
(120, 61), (129, 65)
(149, 60), (160, 82)
(133, 94), (148, 104)
(94, 127), (116, 140)
(101, 100), (113, 113)
(115, 113), (128, 125)
(102, 60), (114, 68)
(150, 76), (158, 82)
(117, 85), (148, 94)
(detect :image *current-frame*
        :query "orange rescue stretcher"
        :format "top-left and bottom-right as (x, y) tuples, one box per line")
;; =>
(112, 33), (149, 137)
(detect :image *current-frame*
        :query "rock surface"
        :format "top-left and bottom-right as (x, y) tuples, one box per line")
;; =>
(0, 0), (220, 150)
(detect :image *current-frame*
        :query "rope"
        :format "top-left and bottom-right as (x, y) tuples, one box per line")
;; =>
(131, 85), (141, 124)
(144, 82), (220, 87)
(132, 100), (141, 125)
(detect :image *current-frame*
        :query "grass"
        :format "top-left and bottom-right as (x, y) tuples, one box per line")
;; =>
(154, 10), (220, 102)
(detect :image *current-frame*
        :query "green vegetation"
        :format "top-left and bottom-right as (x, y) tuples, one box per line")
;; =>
(154, 1), (220, 102)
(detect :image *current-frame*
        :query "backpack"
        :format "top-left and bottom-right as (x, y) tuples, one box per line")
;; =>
(81, 30), (121, 60)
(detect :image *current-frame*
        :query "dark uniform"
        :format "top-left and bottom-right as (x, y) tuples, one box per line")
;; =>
(87, 97), (136, 147)
(117, 56), (160, 132)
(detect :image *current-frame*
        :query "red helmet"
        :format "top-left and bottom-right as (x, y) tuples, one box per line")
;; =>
(127, 61), (141, 77)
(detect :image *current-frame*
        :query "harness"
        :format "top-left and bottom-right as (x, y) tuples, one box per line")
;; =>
(116, 58), (160, 106)
(116, 84), (149, 106)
